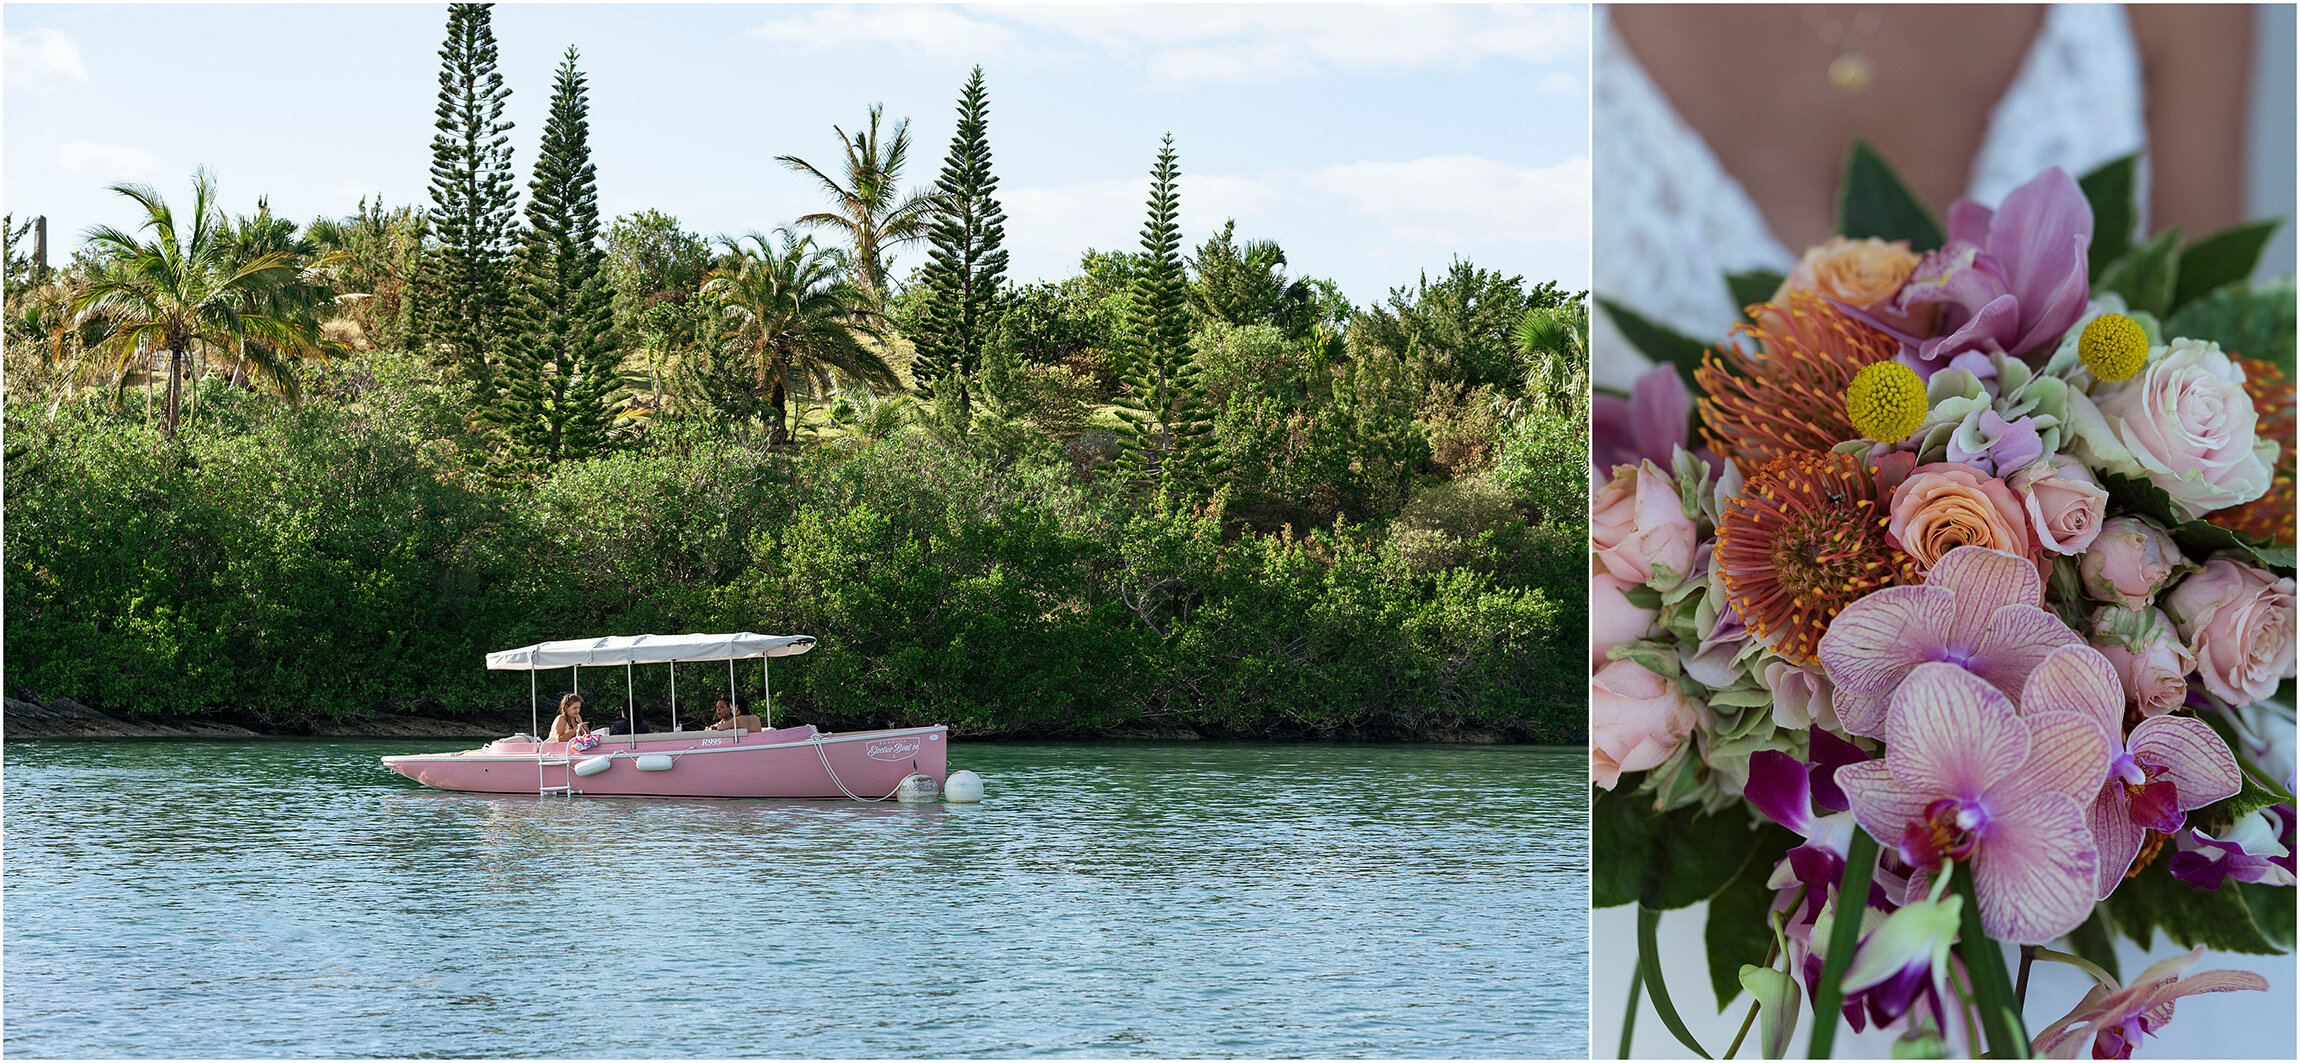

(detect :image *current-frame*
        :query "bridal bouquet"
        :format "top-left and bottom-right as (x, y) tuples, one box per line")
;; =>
(1592, 144), (2296, 1059)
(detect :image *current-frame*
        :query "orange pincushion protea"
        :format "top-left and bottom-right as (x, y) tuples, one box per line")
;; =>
(1697, 293), (1902, 466)
(1715, 449), (1921, 666)
(2217, 359), (2296, 546)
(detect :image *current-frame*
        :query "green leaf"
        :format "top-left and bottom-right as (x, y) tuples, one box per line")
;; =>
(1639, 905), (1713, 1058)
(2193, 770), (2294, 831)
(2174, 221), (2281, 313)
(1593, 777), (1774, 909)
(2240, 882), (2297, 951)
(1726, 270), (1787, 323)
(1952, 868), (2032, 1058)
(2097, 229), (2182, 318)
(1705, 837), (1794, 1010)
(2164, 277), (2298, 378)
(1597, 297), (1712, 396)
(2099, 471), (2182, 526)
(2064, 908), (2122, 985)
(1808, 828), (1879, 1059)
(1837, 139), (1944, 251)
(2078, 154), (2141, 283)
(2104, 858), (2284, 955)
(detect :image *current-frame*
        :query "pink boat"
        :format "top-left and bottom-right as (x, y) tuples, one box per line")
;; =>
(381, 632), (948, 800)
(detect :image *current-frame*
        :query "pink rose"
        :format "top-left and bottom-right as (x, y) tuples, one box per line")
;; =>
(2089, 605), (2197, 718)
(2163, 557), (2298, 705)
(1887, 462), (2030, 570)
(1772, 235), (1937, 336)
(1592, 570), (1659, 670)
(1593, 460), (1698, 590)
(2079, 516), (2192, 610)
(2077, 338), (2276, 519)
(1592, 657), (1701, 790)
(2007, 454), (2108, 555)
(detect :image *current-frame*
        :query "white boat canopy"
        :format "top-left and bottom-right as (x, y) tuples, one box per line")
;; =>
(486, 632), (817, 671)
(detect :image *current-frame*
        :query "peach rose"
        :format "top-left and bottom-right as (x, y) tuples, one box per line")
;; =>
(1592, 570), (1659, 670)
(1592, 460), (1698, 590)
(2007, 454), (2109, 556)
(2089, 605), (2196, 718)
(1771, 236), (1936, 334)
(2162, 557), (2298, 706)
(1592, 657), (1702, 790)
(1887, 462), (2031, 570)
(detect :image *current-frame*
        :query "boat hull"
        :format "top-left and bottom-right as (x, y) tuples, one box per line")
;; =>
(380, 724), (948, 799)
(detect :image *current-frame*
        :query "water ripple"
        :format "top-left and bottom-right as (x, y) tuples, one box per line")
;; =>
(5, 739), (1587, 1058)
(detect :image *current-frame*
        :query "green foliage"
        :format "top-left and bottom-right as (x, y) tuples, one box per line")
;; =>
(2099, 229), (2182, 319)
(307, 198), (426, 350)
(1186, 220), (1318, 338)
(487, 48), (627, 475)
(413, 2), (520, 400)
(2165, 278), (2298, 378)
(1836, 138), (1944, 251)
(1596, 297), (1711, 392)
(604, 209), (711, 363)
(1593, 780), (1782, 909)
(1361, 259), (1569, 396)
(1114, 135), (1222, 493)
(909, 66), (1010, 424)
(2080, 153), (2140, 281)
(2101, 859), (2287, 956)
(1493, 403), (1589, 530)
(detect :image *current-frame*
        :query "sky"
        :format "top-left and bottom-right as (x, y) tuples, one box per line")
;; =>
(1, 3), (1592, 308)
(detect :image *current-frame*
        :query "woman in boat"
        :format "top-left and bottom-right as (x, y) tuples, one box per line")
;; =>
(546, 693), (589, 743)
(707, 698), (737, 730)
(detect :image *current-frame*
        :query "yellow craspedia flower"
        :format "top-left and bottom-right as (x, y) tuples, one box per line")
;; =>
(2079, 313), (2150, 382)
(1843, 361), (1927, 444)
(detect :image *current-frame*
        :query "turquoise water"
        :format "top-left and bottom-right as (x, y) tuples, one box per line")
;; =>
(4, 739), (1586, 1058)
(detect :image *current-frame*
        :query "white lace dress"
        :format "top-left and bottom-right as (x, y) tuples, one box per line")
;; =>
(1591, 4), (2146, 391)
(1594, 6), (2294, 1057)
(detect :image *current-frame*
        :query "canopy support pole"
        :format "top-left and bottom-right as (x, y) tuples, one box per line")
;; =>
(763, 657), (773, 730)
(628, 662), (638, 734)
(728, 658), (737, 734)
(670, 660), (678, 731)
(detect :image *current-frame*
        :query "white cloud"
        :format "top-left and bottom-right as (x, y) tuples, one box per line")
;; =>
(744, 6), (1026, 63)
(740, 5), (1589, 89)
(5, 28), (89, 92)
(1537, 71), (1581, 97)
(58, 142), (163, 184)
(1309, 155), (1591, 248)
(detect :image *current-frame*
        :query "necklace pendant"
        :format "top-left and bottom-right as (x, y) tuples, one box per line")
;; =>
(1829, 52), (1875, 95)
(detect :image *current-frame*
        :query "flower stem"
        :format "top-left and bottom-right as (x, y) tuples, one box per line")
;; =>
(1950, 863), (2032, 1058)
(1807, 828), (1879, 1059)
(2031, 946), (2119, 989)
(1723, 998), (1760, 1059)
(2016, 944), (2036, 1010)
(1619, 962), (1643, 1059)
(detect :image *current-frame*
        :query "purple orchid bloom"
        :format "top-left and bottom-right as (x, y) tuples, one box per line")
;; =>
(1840, 895), (1968, 1039)
(2029, 947), (2270, 1059)
(1844, 168), (2093, 380)
(2169, 803), (2298, 890)
(1592, 364), (1693, 473)
(1748, 744), (1862, 908)
(1837, 661), (2113, 944)
(2015, 644), (2247, 897)
(1819, 545), (2082, 739)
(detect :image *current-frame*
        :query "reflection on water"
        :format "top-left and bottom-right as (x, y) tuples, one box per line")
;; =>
(5, 739), (1587, 1058)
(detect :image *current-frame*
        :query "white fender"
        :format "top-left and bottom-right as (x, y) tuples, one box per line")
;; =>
(572, 756), (612, 777)
(634, 754), (674, 772)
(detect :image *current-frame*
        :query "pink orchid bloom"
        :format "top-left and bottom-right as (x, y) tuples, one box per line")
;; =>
(1838, 662), (2112, 944)
(1592, 364), (1693, 474)
(1820, 545), (2082, 739)
(2030, 946), (2270, 1059)
(1843, 167), (2093, 380)
(2022, 645), (2246, 897)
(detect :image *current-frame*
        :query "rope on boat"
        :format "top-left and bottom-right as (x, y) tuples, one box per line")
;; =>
(809, 732), (905, 802)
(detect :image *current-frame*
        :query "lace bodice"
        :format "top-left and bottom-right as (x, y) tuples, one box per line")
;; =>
(1593, 4), (2147, 391)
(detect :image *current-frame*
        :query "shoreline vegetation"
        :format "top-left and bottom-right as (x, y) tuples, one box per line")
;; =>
(4, 7), (1586, 745)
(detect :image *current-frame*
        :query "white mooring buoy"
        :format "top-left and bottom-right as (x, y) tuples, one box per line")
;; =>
(894, 773), (940, 803)
(944, 770), (984, 803)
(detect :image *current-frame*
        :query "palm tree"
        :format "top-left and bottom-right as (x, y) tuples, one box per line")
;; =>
(775, 104), (937, 305)
(1508, 302), (1589, 420)
(701, 230), (899, 445)
(70, 170), (332, 436)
